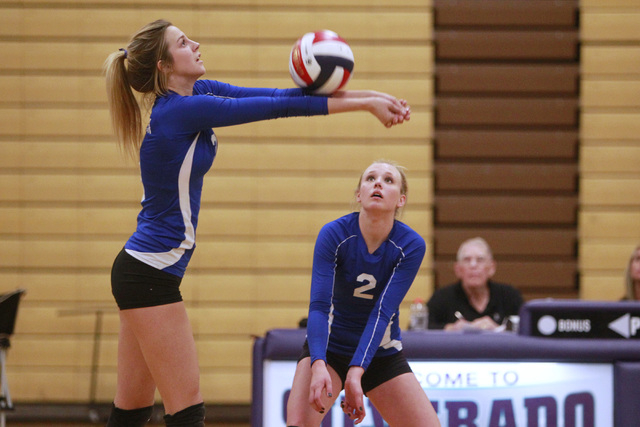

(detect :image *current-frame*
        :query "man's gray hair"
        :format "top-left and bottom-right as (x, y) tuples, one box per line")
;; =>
(456, 237), (494, 262)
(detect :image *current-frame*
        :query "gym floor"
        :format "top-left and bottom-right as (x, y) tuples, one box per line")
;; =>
(7, 403), (251, 426)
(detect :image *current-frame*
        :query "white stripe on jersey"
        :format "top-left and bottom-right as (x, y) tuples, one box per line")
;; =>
(126, 133), (199, 270)
(326, 234), (357, 352)
(357, 239), (405, 365)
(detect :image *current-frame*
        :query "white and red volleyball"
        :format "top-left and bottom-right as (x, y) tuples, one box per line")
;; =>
(289, 30), (354, 95)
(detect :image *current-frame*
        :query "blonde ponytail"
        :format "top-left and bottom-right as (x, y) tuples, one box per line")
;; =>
(103, 19), (173, 159)
(104, 50), (143, 159)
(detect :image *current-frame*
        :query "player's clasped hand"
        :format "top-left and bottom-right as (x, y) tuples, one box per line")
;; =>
(381, 94), (411, 128)
(327, 90), (411, 128)
(372, 96), (411, 128)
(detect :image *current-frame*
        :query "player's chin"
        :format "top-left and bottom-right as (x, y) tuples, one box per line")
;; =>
(363, 201), (394, 213)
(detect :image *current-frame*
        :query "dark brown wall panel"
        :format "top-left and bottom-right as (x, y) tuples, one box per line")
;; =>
(435, 31), (579, 60)
(434, 0), (578, 27)
(434, 228), (576, 257)
(436, 98), (578, 126)
(432, 0), (580, 300)
(434, 196), (577, 225)
(435, 130), (578, 159)
(437, 65), (580, 94)
(434, 261), (577, 291)
(435, 164), (578, 192)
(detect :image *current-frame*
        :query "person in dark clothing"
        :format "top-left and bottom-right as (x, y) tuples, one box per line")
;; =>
(428, 237), (523, 331)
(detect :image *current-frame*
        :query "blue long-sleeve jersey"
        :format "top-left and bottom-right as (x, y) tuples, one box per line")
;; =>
(307, 212), (426, 371)
(125, 80), (328, 277)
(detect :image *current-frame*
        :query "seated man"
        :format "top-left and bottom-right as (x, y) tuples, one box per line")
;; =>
(428, 237), (523, 331)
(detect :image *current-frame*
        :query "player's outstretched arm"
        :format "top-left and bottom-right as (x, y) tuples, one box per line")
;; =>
(327, 96), (410, 128)
(332, 90), (410, 112)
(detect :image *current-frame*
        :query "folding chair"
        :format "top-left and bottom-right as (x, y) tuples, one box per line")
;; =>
(0, 289), (26, 427)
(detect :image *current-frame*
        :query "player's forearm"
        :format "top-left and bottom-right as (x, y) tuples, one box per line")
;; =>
(330, 90), (380, 99)
(345, 366), (365, 385)
(326, 96), (372, 114)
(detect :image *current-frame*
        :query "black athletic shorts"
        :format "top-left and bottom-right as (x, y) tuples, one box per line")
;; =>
(298, 340), (413, 395)
(111, 248), (183, 310)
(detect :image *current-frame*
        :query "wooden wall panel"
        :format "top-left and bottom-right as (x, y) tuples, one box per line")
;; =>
(435, 229), (576, 257)
(0, 206), (433, 239)
(0, 8), (432, 42)
(0, 270), (432, 306)
(0, 107), (432, 139)
(581, 146), (640, 173)
(0, 0), (434, 407)
(432, 0), (579, 300)
(0, 41), (434, 78)
(581, 179), (640, 206)
(434, 261), (577, 291)
(581, 275), (625, 301)
(436, 30), (579, 60)
(435, 0), (578, 26)
(0, 75), (433, 107)
(579, 2), (640, 301)
(581, 81), (640, 108)
(437, 64), (579, 94)
(0, 140), (433, 173)
(581, 12), (640, 41)
(0, 237), (433, 274)
(435, 130), (578, 159)
(581, 46), (640, 74)
(580, 212), (640, 239)
(436, 98), (578, 126)
(0, 174), (433, 205)
(25, 0), (430, 4)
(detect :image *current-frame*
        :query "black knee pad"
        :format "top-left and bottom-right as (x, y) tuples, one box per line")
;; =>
(163, 402), (205, 427)
(106, 403), (154, 427)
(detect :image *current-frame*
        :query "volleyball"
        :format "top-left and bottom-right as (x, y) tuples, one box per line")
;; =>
(289, 30), (354, 95)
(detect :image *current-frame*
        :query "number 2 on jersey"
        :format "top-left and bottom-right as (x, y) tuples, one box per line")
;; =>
(353, 273), (376, 300)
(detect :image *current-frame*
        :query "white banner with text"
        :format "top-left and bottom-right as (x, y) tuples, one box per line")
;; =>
(262, 360), (613, 427)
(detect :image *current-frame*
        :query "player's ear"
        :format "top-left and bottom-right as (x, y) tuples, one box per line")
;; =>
(157, 59), (171, 74)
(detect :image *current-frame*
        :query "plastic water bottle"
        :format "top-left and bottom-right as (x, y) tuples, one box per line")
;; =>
(409, 298), (428, 330)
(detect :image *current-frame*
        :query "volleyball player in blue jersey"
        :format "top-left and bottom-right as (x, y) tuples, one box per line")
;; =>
(103, 20), (410, 427)
(287, 161), (440, 426)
